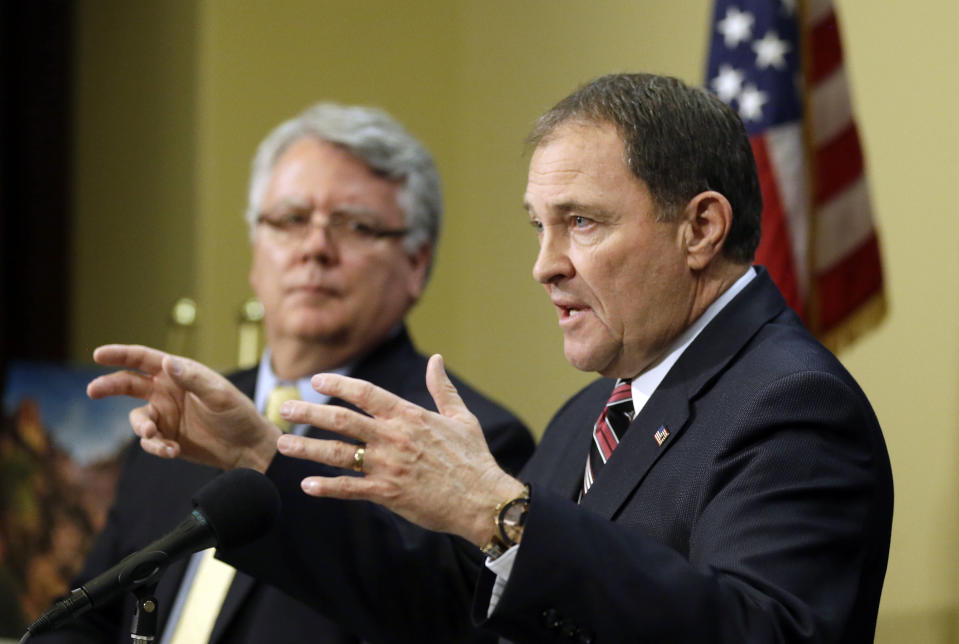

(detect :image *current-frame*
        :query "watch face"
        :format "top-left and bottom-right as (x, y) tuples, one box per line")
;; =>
(498, 498), (529, 545)
(502, 502), (527, 528)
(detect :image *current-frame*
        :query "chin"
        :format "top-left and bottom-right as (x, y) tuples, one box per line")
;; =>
(563, 345), (603, 374)
(282, 318), (347, 343)
(282, 305), (339, 329)
(564, 340), (624, 377)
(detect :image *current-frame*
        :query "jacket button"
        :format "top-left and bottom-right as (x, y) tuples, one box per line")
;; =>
(560, 619), (577, 638)
(541, 609), (561, 629)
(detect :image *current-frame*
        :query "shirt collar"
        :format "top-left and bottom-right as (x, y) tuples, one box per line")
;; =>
(252, 322), (404, 414)
(253, 347), (354, 416)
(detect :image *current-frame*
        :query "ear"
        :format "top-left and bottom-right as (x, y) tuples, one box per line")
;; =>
(679, 191), (733, 271)
(405, 243), (434, 303)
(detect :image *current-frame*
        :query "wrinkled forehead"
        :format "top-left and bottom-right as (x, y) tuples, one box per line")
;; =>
(525, 121), (635, 207)
(528, 118), (630, 174)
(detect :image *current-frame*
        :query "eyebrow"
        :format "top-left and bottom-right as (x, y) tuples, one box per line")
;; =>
(261, 196), (311, 213)
(331, 204), (386, 220)
(523, 199), (612, 220)
(262, 200), (384, 219)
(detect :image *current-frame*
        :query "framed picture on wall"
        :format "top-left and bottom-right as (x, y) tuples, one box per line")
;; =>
(0, 361), (137, 637)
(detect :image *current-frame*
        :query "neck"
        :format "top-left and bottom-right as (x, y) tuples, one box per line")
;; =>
(688, 261), (750, 324)
(267, 337), (358, 380)
(623, 261), (750, 380)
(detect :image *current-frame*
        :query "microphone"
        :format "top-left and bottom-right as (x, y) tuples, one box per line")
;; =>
(26, 468), (281, 636)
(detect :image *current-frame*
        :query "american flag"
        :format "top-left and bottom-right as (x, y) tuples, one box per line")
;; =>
(706, 0), (885, 351)
(654, 425), (670, 447)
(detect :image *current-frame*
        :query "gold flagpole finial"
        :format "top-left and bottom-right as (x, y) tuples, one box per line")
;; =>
(237, 297), (264, 369)
(166, 297), (197, 357)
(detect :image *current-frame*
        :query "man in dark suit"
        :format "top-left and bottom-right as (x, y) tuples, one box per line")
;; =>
(85, 74), (892, 643)
(36, 103), (533, 643)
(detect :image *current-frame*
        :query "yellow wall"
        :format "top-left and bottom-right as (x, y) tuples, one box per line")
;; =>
(836, 1), (959, 638)
(72, 2), (199, 357)
(71, 1), (959, 639)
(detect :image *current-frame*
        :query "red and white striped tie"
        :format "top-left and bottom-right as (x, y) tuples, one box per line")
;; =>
(581, 379), (634, 498)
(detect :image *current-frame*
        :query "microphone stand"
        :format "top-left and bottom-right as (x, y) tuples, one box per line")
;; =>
(130, 583), (159, 643)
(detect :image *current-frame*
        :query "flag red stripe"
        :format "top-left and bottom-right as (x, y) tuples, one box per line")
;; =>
(750, 136), (805, 317)
(816, 233), (883, 331)
(707, 0), (884, 343)
(808, 10), (842, 85)
(814, 124), (863, 204)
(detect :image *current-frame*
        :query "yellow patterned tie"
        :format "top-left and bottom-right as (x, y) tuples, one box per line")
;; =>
(168, 548), (235, 643)
(265, 385), (299, 432)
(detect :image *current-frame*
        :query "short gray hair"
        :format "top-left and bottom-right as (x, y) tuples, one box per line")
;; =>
(246, 103), (442, 273)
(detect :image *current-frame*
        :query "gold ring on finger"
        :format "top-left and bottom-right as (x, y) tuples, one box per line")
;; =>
(352, 446), (366, 473)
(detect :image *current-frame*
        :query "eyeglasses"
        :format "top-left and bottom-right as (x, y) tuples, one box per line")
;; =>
(256, 205), (409, 246)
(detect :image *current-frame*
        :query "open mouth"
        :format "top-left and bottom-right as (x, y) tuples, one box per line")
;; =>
(559, 304), (589, 321)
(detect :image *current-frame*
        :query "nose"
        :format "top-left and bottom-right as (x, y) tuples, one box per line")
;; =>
(297, 217), (338, 265)
(532, 229), (573, 285)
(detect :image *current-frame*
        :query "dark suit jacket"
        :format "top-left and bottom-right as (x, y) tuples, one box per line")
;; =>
(221, 269), (892, 644)
(476, 268), (893, 643)
(34, 328), (534, 643)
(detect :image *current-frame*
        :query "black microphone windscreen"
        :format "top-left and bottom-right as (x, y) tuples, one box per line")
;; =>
(191, 468), (281, 549)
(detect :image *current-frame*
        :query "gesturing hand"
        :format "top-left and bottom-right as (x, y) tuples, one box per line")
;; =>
(275, 354), (526, 547)
(87, 344), (281, 472)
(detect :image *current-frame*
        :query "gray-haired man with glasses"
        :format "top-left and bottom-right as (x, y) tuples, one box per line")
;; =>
(35, 103), (533, 644)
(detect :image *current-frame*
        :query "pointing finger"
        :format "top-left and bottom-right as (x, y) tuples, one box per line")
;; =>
(92, 344), (168, 374)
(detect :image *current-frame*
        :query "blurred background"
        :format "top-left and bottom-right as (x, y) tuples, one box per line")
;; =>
(1, 0), (957, 640)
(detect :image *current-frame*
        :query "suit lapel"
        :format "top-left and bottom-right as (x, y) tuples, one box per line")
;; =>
(548, 391), (609, 501)
(579, 376), (692, 518)
(208, 570), (256, 642)
(522, 379), (614, 501)
(580, 268), (786, 519)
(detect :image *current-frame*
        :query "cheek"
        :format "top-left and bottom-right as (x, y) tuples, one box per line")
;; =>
(339, 257), (393, 301)
(589, 253), (659, 333)
(252, 244), (288, 275)
(579, 248), (627, 307)
(250, 250), (287, 299)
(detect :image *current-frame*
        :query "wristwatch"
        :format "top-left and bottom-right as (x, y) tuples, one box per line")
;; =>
(481, 484), (531, 559)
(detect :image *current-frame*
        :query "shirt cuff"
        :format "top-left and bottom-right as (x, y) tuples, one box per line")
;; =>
(484, 544), (520, 616)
